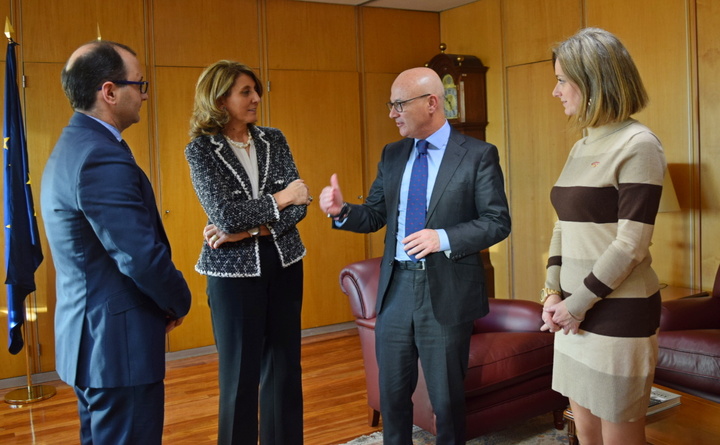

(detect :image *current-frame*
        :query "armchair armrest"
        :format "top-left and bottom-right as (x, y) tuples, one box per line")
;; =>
(339, 257), (382, 320)
(660, 294), (720, 331)
(339, 257), (548, 334)
(474, 299), (545, 333)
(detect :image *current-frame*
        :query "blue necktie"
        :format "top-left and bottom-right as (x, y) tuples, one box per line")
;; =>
(405, 140), (428, 262)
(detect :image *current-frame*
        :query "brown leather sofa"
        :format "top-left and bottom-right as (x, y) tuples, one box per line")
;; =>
(339, 255), (568, 440)
(655, 265), (720, 403)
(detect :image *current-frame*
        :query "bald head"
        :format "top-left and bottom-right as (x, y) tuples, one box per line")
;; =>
(389, 67), (447, 139)
(65, 42), (97, 72)
(393, 67), (445, 98)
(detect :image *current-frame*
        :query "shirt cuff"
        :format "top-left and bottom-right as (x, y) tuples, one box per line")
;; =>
(436, 229), (450, 252)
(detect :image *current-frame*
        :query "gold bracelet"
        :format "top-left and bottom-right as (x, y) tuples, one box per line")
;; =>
(540, 288), (561, 304)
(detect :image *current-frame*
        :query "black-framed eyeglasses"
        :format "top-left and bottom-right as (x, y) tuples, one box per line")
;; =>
(386, 93), (431, 113)
(98, 79), (150, 94)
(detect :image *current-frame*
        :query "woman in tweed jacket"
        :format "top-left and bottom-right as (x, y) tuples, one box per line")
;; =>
(185, 60), (310, 445)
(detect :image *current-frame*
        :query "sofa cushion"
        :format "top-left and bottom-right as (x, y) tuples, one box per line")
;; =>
(656, 329), (720, 399)
(465, 331), (554, 397)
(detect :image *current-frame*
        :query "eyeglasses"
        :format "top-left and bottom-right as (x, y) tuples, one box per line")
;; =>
(110, 80), (150, 94)
(98, 79), (150, 94)
(386, 93), (431, 113)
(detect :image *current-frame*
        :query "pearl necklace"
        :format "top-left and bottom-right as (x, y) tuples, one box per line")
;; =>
(225, 134), (252, 150)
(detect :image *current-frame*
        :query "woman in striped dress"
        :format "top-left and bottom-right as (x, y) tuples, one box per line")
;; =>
(541, 28), (666, 445)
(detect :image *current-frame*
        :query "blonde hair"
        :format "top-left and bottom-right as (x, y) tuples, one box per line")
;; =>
(189, 60), (263, 139)
(552, 28), (648, 130)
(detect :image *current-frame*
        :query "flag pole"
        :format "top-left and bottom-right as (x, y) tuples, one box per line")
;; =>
(3, 292), (56, 407)
(2, 18), (55, 406)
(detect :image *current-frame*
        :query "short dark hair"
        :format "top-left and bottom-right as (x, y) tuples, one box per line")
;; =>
(61, 41), (137, 111)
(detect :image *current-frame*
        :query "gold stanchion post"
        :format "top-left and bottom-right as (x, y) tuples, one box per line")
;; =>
(3, 295), (56, 408)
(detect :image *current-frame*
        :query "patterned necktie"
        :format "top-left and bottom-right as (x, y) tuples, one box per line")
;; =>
(405, 139), (429, 262)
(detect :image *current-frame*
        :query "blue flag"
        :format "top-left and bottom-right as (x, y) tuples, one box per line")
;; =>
(4, 40), (43, 355)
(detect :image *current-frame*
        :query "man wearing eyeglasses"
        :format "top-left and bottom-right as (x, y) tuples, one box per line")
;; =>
(40, 41), (191, 445)
(319, 67), (510, 444)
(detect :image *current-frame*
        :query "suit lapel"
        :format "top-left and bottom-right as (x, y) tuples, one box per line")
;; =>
(210, 133), (255, 199)
(427, 131), (466, 220)
(250, 126), (270, 193)
(387, 139), (415, 213)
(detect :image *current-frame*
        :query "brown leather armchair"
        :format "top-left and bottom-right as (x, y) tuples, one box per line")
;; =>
(339, 255), (568, 440)
(655, 265), (720, 403)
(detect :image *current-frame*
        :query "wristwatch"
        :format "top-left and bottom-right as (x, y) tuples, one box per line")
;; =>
(540, 288), (561, 304)
(248, 227), (260, 238)
(327, 202), (351, 221)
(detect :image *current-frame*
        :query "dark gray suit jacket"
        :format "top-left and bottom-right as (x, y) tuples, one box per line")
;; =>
(337, 128), (511, 325)
(41, 112), (191, 388)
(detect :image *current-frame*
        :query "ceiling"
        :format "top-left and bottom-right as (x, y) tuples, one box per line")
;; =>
(293, 0), (477, 13)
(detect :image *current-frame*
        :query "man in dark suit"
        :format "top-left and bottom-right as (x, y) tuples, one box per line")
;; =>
(40, 41), (191, 445)
(319, 67), (511, 445)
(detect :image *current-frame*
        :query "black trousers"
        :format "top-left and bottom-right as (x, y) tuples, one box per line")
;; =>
(207, 238), (304, 445)
(375, 266), (473, 445)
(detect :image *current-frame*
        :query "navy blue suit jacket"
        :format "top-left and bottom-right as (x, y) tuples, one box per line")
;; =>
(41, 112), (191, 388)
(337, 128), (511, 325)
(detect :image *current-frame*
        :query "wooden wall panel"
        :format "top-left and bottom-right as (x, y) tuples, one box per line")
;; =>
(267, 69), (364, 328)
(21, 0), (146, 63)
(586, 0), (695, 288)
(361, 8), (439, 74)
(155, 66), (215, 351)
(23, 62), (70, 374)
(502, 0), (582, 67)
(266, 0), (357, 72)
(440, 0), (503, 148)
(697, 0), (720, 288)
(507, 61), (580, 301)
(0, 1), (9, 62)
(0, 61), (71, 379)
(19, 0), (152, 171)
(362, 72), (397, 258)
(440, 0), (512, 298)
(152, 0), (260, 68)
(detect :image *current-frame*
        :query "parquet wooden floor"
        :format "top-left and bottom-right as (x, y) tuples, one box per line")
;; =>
(0, 328), (380, 444)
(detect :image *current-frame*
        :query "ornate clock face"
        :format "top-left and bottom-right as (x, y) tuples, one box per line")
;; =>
(442, 74), (458, 119)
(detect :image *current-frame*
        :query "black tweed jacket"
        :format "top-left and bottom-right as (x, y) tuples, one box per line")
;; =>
(185, 125), (306, 277)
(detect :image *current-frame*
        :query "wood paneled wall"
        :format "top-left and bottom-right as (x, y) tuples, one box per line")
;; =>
(697, 0), (720, 289)
(589, 0), (697, 287)
(0, 0), (439, 380)
(439, 0), (513, 297)
(441, 0), (708, 301)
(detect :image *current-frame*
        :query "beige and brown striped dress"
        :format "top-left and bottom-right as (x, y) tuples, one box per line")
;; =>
(545, 119), (666, 423)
